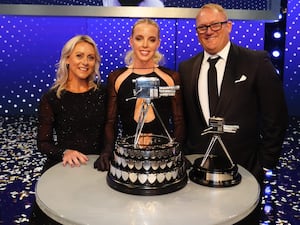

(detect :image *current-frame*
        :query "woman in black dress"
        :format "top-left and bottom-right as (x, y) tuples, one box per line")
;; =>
(30, 35), (106, 224)
(37, 34), (106, 169)
(94, 18), (185, 171)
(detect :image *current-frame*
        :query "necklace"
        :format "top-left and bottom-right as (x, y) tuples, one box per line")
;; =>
(131, 67), (156, 69)
(129, 65), (158, 73)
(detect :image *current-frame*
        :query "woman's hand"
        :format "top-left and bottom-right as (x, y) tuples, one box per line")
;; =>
(62, 149), (89, 167)
(93, 152), (111, 171)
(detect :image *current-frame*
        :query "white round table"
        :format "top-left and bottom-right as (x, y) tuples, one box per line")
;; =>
(35, 155), (260, 225)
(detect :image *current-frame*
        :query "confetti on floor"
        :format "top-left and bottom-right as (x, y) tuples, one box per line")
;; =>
(0, 115), (299, 225)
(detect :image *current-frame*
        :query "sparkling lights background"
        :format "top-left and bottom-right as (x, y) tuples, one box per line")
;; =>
(0, 17), (266, 115)
(2, 0), (298, 116)
(0, 1), (299, 225)
(283, 0), (300, 116)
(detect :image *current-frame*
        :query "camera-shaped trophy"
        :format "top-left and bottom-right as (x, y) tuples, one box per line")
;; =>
(131, 76), (179, 147)
(189, 117), (242, 187)
(106, 76), (188, 195)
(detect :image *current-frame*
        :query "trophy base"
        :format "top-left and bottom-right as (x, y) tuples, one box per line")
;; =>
(106, 135), (188, 196)
(189, 156), (241, 187)
(107, 173), (188, 196)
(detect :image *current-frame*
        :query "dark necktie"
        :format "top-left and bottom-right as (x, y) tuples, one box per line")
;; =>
(207, 56), (220, 116)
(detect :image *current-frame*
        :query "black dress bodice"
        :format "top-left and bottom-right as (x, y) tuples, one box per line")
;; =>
(37, 85), (106, 164)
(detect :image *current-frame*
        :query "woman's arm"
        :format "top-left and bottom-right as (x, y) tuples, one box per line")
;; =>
(37, 93), (64, 162)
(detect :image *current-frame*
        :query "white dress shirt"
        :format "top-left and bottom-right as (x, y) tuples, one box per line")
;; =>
(198, 42), (231, 125)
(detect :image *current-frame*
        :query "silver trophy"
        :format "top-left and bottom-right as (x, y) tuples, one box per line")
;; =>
(129, 76), (179, 148)
(106, 76), (188, 195)
(189, 117), (242, 187)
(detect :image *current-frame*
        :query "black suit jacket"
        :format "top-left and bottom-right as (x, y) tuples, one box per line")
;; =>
(178, 43), (288, 179)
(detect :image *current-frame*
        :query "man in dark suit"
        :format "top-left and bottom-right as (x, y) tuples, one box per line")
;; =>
(178, 3), (288, 225)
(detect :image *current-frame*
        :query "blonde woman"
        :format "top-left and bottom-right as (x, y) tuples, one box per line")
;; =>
(37, 35), (106, 169)
(94, 18), (185, 171)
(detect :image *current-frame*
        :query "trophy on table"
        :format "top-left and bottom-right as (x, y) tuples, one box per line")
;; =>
(189, 117), (242, 187)
(106, 76), (188, 195)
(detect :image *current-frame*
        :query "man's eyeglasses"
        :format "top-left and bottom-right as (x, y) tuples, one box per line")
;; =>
(196, 21), (228, 34)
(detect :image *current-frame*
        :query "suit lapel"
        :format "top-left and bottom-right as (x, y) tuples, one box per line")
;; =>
(216, 44), (240, 116)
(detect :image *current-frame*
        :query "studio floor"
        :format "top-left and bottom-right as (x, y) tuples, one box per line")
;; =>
(0, 115), (299, 225)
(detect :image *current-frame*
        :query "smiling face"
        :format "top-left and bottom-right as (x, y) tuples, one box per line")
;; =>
(129, 22), (160, 67)
(196, 6), (232, 55)
(66, 41), (96, 82)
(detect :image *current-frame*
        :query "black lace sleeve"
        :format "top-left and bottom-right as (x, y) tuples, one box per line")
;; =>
(102, 68), (128, 155)
(37, 91), (64, 162)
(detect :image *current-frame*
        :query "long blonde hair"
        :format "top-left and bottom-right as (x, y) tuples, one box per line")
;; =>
(52, 35), (101, 98)
(125, 18), (164, 66)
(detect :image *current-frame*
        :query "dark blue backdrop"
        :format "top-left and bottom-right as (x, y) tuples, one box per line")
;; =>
(0, 0), (271, 9)
(0, 2), (299, 225)
(0, 0), (299, 116)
